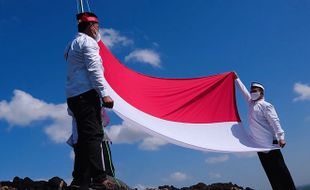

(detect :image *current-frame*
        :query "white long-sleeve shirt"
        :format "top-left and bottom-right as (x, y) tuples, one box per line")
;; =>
(65, 32), (107, 98)
(235, 78), (284, 146)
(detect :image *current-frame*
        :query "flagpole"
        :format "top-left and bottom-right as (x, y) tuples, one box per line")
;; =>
(79, 0), (84, 13)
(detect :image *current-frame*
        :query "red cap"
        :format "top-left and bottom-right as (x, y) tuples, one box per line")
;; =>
(76, 12), (99, 23)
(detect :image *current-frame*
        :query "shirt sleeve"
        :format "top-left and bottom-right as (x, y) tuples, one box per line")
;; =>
(64, 42), (71, 61)
(263, 104), (285, 140)
(235, 78), (251, 103)
(82, 38), (108, 97)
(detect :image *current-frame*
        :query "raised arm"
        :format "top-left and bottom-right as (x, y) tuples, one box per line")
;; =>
(234, 74), (251, 103)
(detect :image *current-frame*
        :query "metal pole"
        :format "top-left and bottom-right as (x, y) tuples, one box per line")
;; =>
(86, 0), (91, 12)
(79, 0), (84, 13)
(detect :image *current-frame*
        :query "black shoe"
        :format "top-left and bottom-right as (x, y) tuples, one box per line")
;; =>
(91, 177), (116, 190)
(91, 176), (133, 190)
(67, 184), (80, 190)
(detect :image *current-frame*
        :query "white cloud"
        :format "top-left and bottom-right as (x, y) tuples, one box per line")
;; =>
(99, 28), (162, 68)
(0, 90), (64, 126)
(125, 49), (161, 67)
(0, 90), (71, 143)
(0, 90), (168, 150)
(138, 136), (167, 151)
(205, 154), (229, 164)
(233, 152), (257, 158)
(44, 121), (71, 143)
(100, 28), (133, 49)
(293, 82), (310, 101)
(207, 172), (221, 179)
(169, 172), (190, 181)
(105, 121), (147, 144)
(106, 121), (168, 151)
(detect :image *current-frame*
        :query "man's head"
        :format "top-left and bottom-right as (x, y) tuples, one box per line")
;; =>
(250, 82), (264, 101)
(76, 12), (100, 41)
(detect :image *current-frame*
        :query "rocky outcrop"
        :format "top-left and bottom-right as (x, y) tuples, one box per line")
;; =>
(0, 177), (66, 190)
(0, 177), (254, 190)
(153, 182), (254, 190)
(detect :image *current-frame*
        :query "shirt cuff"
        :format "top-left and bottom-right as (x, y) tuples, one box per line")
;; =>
(277, 132), (285, 140)
(96, 88), (105, 98)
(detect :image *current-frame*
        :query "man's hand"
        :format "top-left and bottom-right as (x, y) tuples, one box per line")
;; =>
(102, 96), (114, 108)
(233, 71), (238, 79)
(279, 139), (286, 148)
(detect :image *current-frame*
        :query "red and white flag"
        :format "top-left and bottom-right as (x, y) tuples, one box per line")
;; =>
(98, 41), (273, 152)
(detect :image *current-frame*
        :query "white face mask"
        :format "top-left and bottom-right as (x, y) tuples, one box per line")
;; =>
(90, 24), (101, 42)
(250, 92), (261, 101)
(94, 31), (101, 42)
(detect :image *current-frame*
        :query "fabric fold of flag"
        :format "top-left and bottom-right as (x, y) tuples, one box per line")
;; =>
(98, 40), (275, 152)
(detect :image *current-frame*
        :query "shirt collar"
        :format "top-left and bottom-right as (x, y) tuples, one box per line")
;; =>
(77, 32), (86, 37)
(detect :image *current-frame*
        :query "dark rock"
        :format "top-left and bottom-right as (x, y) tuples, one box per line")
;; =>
(2, 177), (67, 190)
(48, 176), (67, 189)
(12, 176), (25, 190)
(0, 181), (16, 190)
(189, 182), (208, 190)
(208, 182), (243, 190)
(1, 177), (256, 190)
(158, 185), (179, 190)
(0, 181), (14, 187)
(23, 177), (34, 189)
(32, 181), (48, 189)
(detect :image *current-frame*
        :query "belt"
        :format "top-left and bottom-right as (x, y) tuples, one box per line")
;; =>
(67, 89), (98, 101)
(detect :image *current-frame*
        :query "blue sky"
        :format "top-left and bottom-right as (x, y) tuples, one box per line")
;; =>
(0, 0), (310, 189)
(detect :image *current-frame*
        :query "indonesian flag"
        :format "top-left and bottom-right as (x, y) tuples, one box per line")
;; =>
(98, 41), (273, 152)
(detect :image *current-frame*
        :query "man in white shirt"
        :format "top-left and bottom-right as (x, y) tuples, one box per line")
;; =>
(235, 73), (296, 190)
(65, 12), (115, 190)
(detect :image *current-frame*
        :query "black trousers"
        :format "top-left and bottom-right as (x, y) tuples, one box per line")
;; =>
(258, 149), (296, 190)
(67, 89), (106, 185)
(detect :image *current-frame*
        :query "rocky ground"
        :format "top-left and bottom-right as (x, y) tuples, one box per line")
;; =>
(0, 176), (255, 190)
